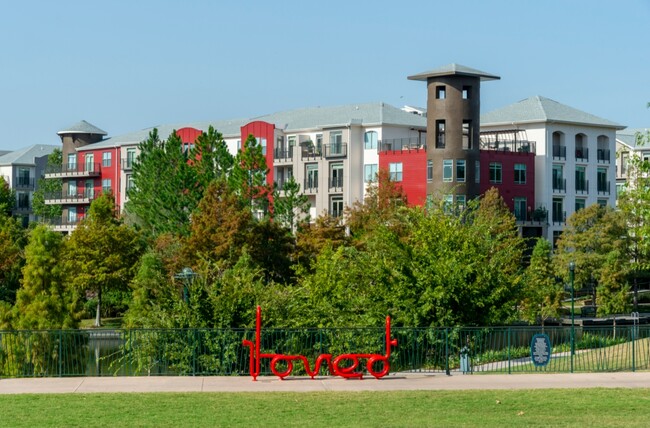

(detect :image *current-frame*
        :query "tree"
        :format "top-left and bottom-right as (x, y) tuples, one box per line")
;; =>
(596, 249), (630, 318)
(0, 213), (27, 303)
(12, 225), (80, 329)
(0, 176), (15, 216)
(191, 125), (234, 183)
(229, 134), (271, 216)
(520, 238), (563, 325)
(64, 193), (143, 326)
(293, 212), (349, 272)
(273, 175), (310, 234)
(32, 148), (62, 219)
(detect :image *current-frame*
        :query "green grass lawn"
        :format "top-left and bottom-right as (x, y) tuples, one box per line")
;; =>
(2, 389), (649, 427)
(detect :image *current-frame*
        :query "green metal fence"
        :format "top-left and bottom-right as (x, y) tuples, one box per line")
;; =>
(0, 325), (648, 378)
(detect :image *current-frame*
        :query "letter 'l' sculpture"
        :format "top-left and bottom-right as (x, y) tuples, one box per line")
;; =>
(242, 306), (398, 380)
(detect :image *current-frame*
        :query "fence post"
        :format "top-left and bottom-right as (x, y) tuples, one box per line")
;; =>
(445, 328), (450, 376)
(58, 330), (62, 377)
(507, 327), (511, 375)
(192, 329), (197, 377)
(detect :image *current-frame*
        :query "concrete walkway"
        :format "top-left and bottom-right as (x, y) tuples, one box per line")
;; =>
(1, 372), (649, 394)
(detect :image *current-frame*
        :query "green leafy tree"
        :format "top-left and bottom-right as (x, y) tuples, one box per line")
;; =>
(64, 193), (143, 326)
(520, 238), (563, 325)
(0, 213), (27, 303)
(273, 175), (310, 234)
(247, 218), (295, 284)
(229, 134), (271, 216)
(191, 125), (234, 183)
(32, 148), (62, 219)
(0, 176), (15, 216)
(293, 213), (349, 272)
(596, 249), (631, 318)
(13, 225), (80, 329)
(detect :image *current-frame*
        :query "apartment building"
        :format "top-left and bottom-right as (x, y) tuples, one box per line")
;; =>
(0, 144), (58, 225)
(616, 128), (650, 196)
(481, 96), (624, 244)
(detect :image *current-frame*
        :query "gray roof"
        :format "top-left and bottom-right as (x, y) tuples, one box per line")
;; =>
(57, 120), (108, 136)
(408, 63), (500, 82)
(0, 144), (59, 166)
(616, 128), (650, 149)
(78, 102), (427, 151)
(480, 96), (624, 129)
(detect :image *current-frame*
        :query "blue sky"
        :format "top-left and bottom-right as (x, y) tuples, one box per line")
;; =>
(0, 0), (648, 151)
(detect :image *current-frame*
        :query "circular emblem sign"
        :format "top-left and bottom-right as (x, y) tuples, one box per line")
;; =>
(530, 333), (552, 367)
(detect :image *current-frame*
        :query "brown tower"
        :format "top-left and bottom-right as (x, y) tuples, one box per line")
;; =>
(408, 64), (499, 202)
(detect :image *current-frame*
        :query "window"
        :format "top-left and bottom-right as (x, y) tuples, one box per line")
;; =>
(443, 160), (453, 182)
(237, 140), (241, 151)
(575, 134), (587, 160)
(330, 162), (343, 188)
(102, 152), (112, 167)
(68, 181), (77, 197)
(552, 198), (564, 223)
(17, 192), (29, 209)
(489, 162), (502, 183)
(475, 161), (480, 183)
(597, 167), (608, 193)
(85, 179), (94, 199)
(436, 86), (446, 99)
(553, 230), (562, 248)
(316, 134), (323, 154)
(597, 199), (608, 207)
(102, 178), (112, 193)
(68, 207), (77, 224)
(575, 198), (586, 212)
(85, 153), (95, 173)
(443, 194), (453, 213)
(67, 153), (77, 170)
(552, 164), (564, 191)
(514, 197), (527, 221)
(436, 120), (445, 148)
(462, 86), (471, 99)
(17, 167), (30, 186)
(427, 160), (433, 182)
(306, 164), (318, 190)
(456, 195), (466, 210)
(287, 136), (296, 147)
(126, 148), (136, 168)
(364, 164), (378, 182)
(364, 131), (378, 150)
(462, 120), (472, 149)
(389, 162), (403, 182)
(126, 175), (134, 192)
(330, 196), (344, 217)
(621, 152), (628, 175)
(514, 164), (526, 184)
(456, 160), (466, 182)
(330, 131), (343, 155)
(552, 131), (565, 159)
(575, 166), (587, 192)
(256, 137), (267, 156)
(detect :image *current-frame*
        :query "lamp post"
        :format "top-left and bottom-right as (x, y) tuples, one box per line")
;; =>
(569, 261), (575, 373)
(174, 267), (196, 304)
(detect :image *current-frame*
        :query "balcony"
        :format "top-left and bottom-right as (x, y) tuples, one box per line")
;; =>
(576, 179), (589, 194)
(575, 147), (589, 162)
(303, 178), (318, 194)
(45, 163), (101, 178)
(329, 176), (343, 191)
(301, 147), (322, 160)
(552, 145), (566, 160)
(379, 137), (426, 152)
(552, 178), (566, 193)
(13, 202), (31, 213)
(121, 158), (135, 170)
(273, 147), (293, 163)
(480, 140), (536, 154)
(515, 207), (549, 225)
(597, 149), (610, 163)
(44, 191), (94, 205)
(552, 211), (567, 225)
(40, 217), (82, 233)
(597, 181), (611, 195)
(14, 176), (35, 190)
(324, 143), (347, 158)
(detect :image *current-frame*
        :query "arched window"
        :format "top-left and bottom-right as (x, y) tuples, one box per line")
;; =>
(575, 133), (588, 160)
(597, 135), (610, 163)
(552, 131), (565, 159)
(364, 131), (378, 150)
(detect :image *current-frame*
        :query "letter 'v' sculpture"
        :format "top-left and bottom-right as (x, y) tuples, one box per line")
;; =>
(242, 306), (398, 380)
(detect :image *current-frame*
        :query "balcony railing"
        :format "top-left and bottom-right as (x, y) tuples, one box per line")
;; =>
(515, 207), (549, 225)
(303, 178), (318, 193)
(552, 211), (567, 225)
(324, 143), (347, 158)
(121, 158), (136, 170)
(14, 176), (35, 189)
(45, 163), (101, 178)
(13, 203), (31, 212)
(44, 191), (94, 205)
(329, 176), (343, 190)
(301, 147), (322, 160)
(576, 179), (589, 193)
(273, 147), (293, 162)
(379, 138), (426, 152)
(480, 140), (536, 154)
(597, 149), (611, 163)
(552, 178), (566, 193)
(597, 181), (611, 195)
(552, 145), (566, 160)
(575, 147), (589, 162)
(40, 216), (82, 232)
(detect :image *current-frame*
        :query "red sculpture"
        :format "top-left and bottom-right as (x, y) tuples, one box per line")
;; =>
(242, 306), (398, 380)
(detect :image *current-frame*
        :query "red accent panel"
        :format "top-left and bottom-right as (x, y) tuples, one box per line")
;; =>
(479, 150), (536, 212)
(379, 149), (428, 206)
(240, 121), (276, 187)
(176, 127), (203, 144)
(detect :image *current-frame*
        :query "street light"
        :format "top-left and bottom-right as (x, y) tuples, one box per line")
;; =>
(174, 267), (197, 303)
(569, 261), (575, 373)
